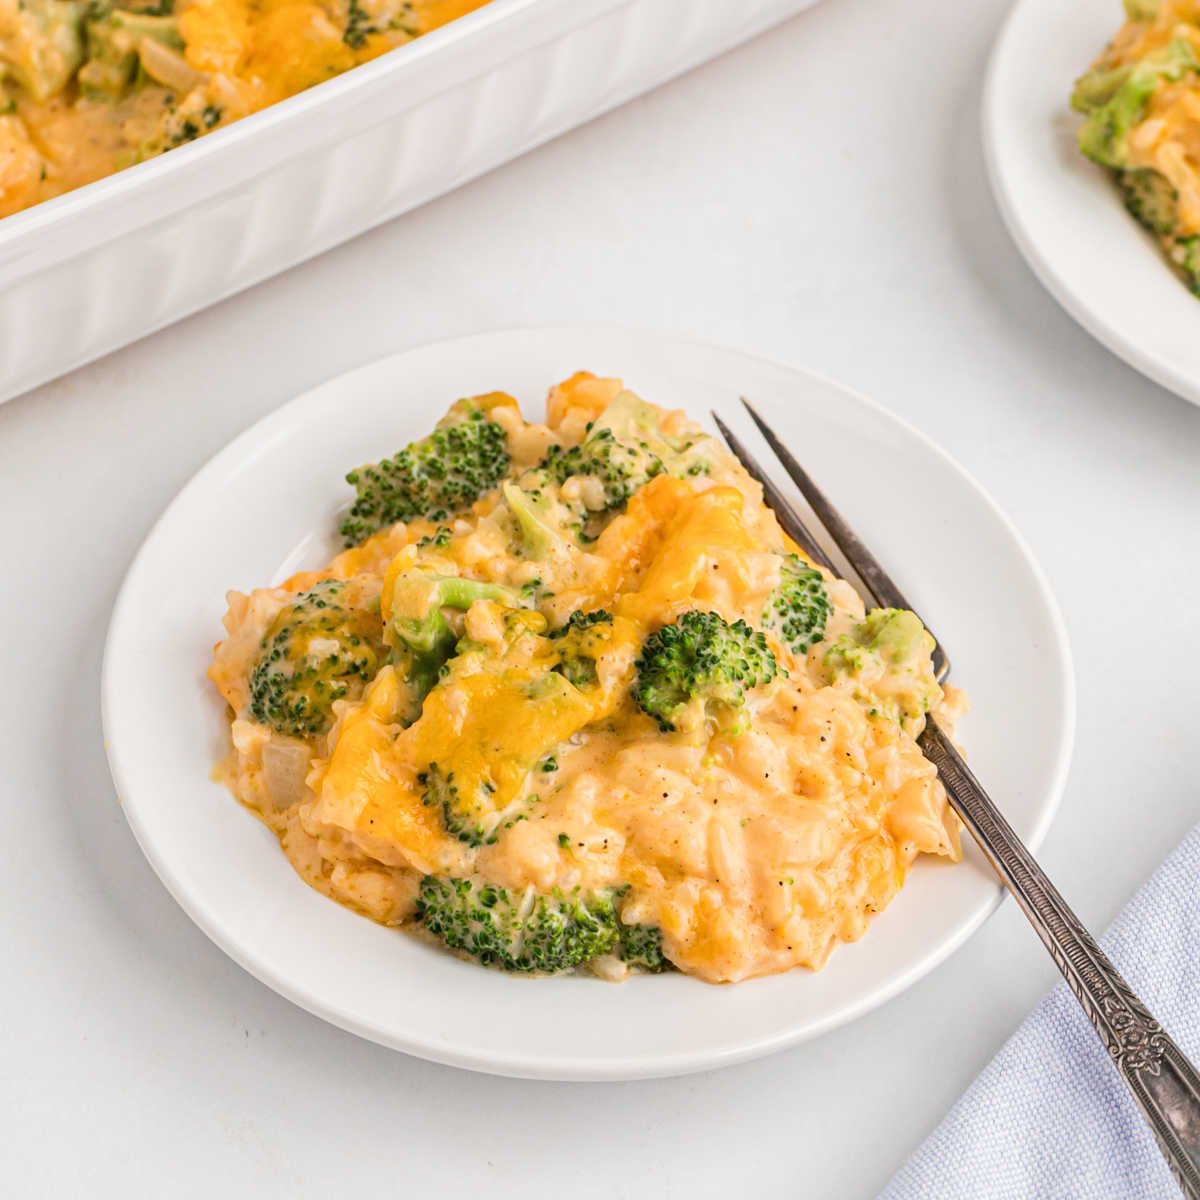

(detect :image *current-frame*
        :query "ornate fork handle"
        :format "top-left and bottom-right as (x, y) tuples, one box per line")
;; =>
(921, 719), (1200, 1197)
(716, 399), (1200, 1190)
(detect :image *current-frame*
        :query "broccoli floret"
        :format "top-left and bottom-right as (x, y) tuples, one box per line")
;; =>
(340, 400), (511, 546)
(1123, 0), (1159, 20)
(415, 876), (666, 975)
(420, 751), (530, 847)
(343, 0), (416, 50)
(823, 608), (939, 730)
(616, 923), (668, 973)
(549, 609), (613, 689)
(416, 876), (618, 972)
(854, 609), (927, 660)
(633, 610), (779, 733)
(78, 7), (182, 100)
(1074, 39), (1199, 168)
(248, 578), (384, 738)
(540, 425), (666, 513)
(387, 569), (520, 703)
(414, 605), (604, 845)
(1105, 165), (1200, 292)
(530, 391), (706, 539)
(1118, 167), (1178, 234)
(1171, 235), (1200, 293)
(0, 0), (85, 101)
(417, 525), (452, 549)
(502, 480), (572, 558)
(419, 763), (510, 847)
(762, 554), (831, 657)
(826, 608), (928, 672)
(414, 639), (547, 846)
(1071, 63), (1130, 114)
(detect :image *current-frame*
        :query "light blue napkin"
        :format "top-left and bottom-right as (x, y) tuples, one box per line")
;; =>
(880, 825), (1200, 1200)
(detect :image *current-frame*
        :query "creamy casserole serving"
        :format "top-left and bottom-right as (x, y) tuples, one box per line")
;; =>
(1072, 0), (1200, 292)
(210, 374), (965, 984)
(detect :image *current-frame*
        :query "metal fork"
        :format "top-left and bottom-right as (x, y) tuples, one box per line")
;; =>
(713, 400), (1200, 1199)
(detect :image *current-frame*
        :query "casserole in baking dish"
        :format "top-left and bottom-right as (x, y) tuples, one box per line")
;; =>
(0, 0), (818, 403)
(0, 0), (488, 217)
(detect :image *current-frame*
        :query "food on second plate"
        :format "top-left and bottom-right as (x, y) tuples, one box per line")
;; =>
(209, 373), (966, 984)
(1072, 0), (1200, 292)
(0, 0), (488, 219)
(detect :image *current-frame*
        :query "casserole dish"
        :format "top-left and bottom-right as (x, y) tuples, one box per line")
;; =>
(0, 0), (818, 404)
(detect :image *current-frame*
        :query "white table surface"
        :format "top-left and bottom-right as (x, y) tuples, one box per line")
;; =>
(3, 0), (1199, 1195)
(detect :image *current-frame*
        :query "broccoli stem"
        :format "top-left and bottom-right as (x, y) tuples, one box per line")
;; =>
(387, 570), (520, 704)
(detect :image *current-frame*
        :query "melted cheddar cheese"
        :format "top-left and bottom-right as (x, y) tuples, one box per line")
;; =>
(0, 0), (488, 217)
(210, 373), (965, 984)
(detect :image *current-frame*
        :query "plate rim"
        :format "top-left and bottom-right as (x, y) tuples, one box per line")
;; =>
(101, 323), (1076, 1080)
(982, 0), (1200, 409)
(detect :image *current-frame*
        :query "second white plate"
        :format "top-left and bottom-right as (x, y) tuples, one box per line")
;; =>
(985, 0), (1200, 407)
(102, 326), (1074, 1080)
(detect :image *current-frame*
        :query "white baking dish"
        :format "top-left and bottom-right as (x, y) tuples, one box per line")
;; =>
(0, 0), (817, 404)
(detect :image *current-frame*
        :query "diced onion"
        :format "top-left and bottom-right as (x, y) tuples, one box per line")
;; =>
(137, 39), (205, 93)
(262, 740), (312, 810)
(587, 954), (629, 983)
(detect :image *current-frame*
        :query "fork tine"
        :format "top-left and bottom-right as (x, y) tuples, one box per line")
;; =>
(710, 413), (836, 574)
(738, 397), (949, 682)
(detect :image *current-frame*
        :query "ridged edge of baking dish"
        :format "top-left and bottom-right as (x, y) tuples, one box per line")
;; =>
(1, 0), (817, 400)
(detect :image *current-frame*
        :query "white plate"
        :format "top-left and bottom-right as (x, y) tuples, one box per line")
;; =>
(984, 0), (1200, 407)
(101, 326), (1074, 1081)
